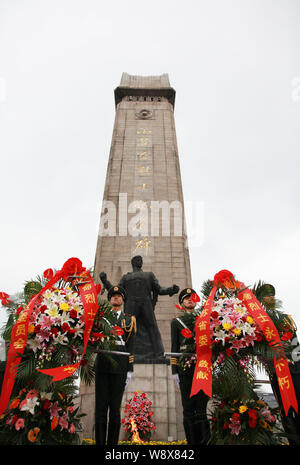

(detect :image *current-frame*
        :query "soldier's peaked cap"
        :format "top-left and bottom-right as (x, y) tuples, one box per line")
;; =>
(256, 284), (275, 301)
(107, 285), (126, 301)
(179, 288), (197, 304)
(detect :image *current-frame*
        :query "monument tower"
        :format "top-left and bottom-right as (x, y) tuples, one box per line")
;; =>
(79, 73), (193, 441)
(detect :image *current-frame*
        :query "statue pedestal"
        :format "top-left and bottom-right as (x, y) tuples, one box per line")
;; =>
(120, 363), (184, 441)
(77, 361), (185, 442)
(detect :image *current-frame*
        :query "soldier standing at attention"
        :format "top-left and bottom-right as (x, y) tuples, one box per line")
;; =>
(171, 288), (210, 445)
(94, 286), (136, 445)
(255, 283), (300, 445)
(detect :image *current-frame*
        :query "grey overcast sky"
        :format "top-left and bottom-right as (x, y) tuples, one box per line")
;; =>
(0, 0), (300, 345)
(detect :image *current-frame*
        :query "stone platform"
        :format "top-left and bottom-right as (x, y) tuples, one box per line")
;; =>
(77, 362), (185, 442)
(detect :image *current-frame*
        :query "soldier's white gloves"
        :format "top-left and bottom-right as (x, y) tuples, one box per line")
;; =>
(125, 372), (132, 390)
(173, 374), (180, 387)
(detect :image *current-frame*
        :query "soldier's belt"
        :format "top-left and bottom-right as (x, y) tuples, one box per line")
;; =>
(96, 349), (130, 356)
(164, 352), (194, 358)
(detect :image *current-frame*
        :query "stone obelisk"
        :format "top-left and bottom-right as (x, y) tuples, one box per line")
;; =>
(78, 73), (193, 441)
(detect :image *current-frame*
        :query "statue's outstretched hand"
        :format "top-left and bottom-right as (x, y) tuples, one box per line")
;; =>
(172, 284), (179, 295)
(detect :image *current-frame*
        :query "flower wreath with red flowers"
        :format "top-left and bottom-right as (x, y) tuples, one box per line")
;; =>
(122, 391), (156, 441)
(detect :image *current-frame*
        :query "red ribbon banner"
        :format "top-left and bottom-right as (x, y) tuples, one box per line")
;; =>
(190, 285), (217, 398)
(238, 285), (298, 416)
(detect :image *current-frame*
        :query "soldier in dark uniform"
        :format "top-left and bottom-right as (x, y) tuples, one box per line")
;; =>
(94, 285), (136, 445)
(171, 288), (210, 445)
(255, 283), (300, 445)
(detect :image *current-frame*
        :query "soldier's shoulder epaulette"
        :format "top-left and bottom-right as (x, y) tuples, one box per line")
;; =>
(283, 314), (297, 332)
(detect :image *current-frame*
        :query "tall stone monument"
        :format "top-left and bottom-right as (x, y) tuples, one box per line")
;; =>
(78, 73), (193, 441)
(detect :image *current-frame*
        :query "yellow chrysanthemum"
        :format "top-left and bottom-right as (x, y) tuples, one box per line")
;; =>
(60, 303), (69, 311)
(239, 405), (248, 413)
(233, 328), (241, 336)
(222, 322), (231, 331)
(247, 316), (254, 324)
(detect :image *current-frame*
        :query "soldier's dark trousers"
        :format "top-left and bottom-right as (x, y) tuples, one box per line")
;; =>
(179, 373), (210, 445)
(95, 372), (127, 445)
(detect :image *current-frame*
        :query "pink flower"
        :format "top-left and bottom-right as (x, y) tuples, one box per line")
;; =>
(260, 407), (276, 423)
(230, 339), (246, 351)
(243, 335), (256, 347)
(49, 401), (62, 419)
(229, 418), (241, 436)
(37, 328), (50, 342)
(59, 412), (69, 430)
(69, 423), (76, 434)
(15, 418), (25, 430)
(39, 315), (53, 330)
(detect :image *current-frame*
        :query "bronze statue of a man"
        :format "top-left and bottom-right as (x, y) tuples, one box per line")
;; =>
(100, 255), (179, 360)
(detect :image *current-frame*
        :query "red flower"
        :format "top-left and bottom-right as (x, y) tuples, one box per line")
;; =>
(223, 421), (230, 430)
(43, 268), (54, 280)
(34, 325), (41, 333)
(181, 328), (193, 338)
(191, 292), (200, 303)
(40, 305), (48, 313)
(70, 310), (78, 319)
(16, 306), (24, 315)
(50, 327), (59, 336)
(281, 331), (293, 341)
(92, 332), (106, 340)
(232, 413), (240, 421)
(0, 292), (9, 300)
(114, 326), (124, 336)
(60, 258), (86, 280)
(248, 418), (257, 428)
(213, 270), (235, 288)
(43, 399), (51, 410)
(211, 310), (219, 319)
(95, 284), (102, 294)
(62, 323), (70, 333)
(225, 348), (234, 357)
(248, 408), (258, 426)
(51, 416), (59, 431)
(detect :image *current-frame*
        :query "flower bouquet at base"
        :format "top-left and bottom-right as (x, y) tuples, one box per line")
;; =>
(122, 391), (156, 442)
(209, 397), (284, 445)
(0, 384), (84, 445)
